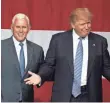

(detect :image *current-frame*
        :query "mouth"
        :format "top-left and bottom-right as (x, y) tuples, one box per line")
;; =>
(84, 29), (90, 33)
(82, 30), (90, 35)
(18, 33), (24, 37)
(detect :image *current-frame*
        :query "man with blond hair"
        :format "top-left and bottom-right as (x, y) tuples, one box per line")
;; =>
(1, 13), (44, 102)
(24, 8), (110, 102)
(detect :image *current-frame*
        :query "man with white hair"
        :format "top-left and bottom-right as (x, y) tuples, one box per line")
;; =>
(1, 13), (44, 102)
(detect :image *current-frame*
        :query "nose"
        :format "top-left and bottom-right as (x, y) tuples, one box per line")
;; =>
(85, 24), (88, 29)
(86, 22), (91, 29)
(85, 23), (90, 29)
(19, 28), (23, 32)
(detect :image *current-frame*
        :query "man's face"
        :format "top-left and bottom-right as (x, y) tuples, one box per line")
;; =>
(71, 16), (91, 37)
(11, 18), (30, 42)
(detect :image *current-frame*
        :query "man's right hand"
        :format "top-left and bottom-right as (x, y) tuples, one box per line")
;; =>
(24, 71), (41, 85)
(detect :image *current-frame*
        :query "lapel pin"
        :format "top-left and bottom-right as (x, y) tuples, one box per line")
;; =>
(92, 44), (95, 46)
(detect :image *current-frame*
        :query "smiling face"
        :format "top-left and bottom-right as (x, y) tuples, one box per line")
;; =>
(70, 8), (92, 37)
(71, 16), (91, 37)
(11, 17), (30, 42)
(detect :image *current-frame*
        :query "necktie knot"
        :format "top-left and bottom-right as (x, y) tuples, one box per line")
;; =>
(79, 37), (84, 41)
(19, 42), (24, 47)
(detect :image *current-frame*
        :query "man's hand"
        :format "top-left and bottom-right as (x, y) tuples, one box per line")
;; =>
(24, 71), (41, 85)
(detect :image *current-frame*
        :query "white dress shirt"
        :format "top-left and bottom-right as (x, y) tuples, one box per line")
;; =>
(72, 29), (88, 86)
(13, 36), (27, 69)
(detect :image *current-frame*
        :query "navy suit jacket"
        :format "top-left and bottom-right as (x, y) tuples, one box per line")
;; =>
(38, 30), (110, 102)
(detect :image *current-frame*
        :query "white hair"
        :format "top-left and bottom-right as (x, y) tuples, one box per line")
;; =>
(12, 13), (30, 25)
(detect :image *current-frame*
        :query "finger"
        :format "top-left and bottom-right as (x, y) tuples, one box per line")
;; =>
(24, 77), (31, 81)
(29, 82), (33, 85)
(25, 81), (32, 85)
(33, 83), (36, 86)
(28, 71), (34, 75)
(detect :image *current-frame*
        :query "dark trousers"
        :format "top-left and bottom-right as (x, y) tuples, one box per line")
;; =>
(70, 85), (88, 102)
(70, 93), (88, 102)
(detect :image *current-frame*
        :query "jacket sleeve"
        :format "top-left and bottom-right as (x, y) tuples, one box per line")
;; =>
(38, 35), (57, 85)
(102, 38), (110, 81)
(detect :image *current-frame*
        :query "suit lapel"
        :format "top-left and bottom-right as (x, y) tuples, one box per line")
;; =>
(64, 30), (74, 75)
(8, 38), (33, 80)
(24, 40), (33, 75)
(8, 37), (21, 76)
(87, 33), (96, 79)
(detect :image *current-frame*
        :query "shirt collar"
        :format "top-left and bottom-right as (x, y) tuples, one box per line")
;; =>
(13, 36), (26, 46)
(72, 29), (88, 40)
(72, 29), (80, 40)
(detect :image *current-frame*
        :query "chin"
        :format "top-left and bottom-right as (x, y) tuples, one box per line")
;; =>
(84, 32), (89, 36)
(81, 34), (88, 37)
(19, 39), (25, 42)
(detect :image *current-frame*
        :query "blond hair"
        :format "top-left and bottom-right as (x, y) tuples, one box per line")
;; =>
(70, 8), (93, 23)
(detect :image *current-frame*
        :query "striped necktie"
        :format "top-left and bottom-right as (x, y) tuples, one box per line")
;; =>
(72, 37), (83, 97)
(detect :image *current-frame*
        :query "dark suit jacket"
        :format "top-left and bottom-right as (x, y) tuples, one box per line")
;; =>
(1, 37), (44, 102)
(38, 30), (110, 102)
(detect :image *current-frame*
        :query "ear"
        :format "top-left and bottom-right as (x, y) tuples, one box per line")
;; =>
(70, 22), (75, 29)
(10, 24), (13, 31)
(28, 25), (31, 31)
